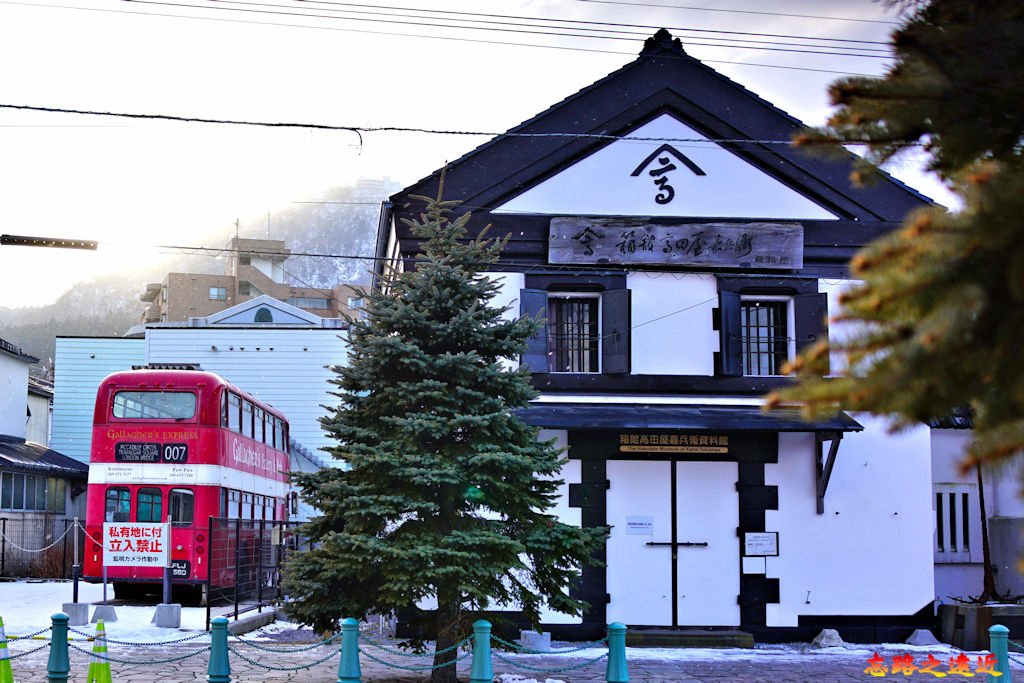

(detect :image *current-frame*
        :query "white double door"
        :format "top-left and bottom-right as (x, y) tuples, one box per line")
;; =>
(606, 459), (740, 626)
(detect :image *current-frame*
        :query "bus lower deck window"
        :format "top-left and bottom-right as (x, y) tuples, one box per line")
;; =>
(170, 488), (194, 525)
(105, 487), (130, 522)
(137, 488), (163, 522)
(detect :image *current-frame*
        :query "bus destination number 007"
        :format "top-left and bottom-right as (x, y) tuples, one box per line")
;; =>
(162, 443), (188, 463)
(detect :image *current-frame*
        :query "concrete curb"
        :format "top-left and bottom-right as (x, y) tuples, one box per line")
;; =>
(225, 609), (279, 635)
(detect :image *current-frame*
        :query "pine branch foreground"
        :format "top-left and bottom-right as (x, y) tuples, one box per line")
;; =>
(283, 183), (606, 682)
(768, 0), (1024, 471)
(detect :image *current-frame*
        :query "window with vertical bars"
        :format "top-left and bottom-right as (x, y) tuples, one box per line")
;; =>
(740, 299), (790, 376)
(934, 483), (976, 562)
(548, 296), (600, 373)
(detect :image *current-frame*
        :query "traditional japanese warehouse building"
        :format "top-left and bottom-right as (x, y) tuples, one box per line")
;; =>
(376, 30), (937, 642)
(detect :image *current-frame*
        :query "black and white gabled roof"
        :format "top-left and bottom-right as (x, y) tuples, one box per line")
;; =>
(382, 29), (933, 274)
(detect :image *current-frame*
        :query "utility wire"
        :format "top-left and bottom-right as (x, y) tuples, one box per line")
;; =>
(213, 0), (891, 54)
(571, 0), (902, 26)
(121, 0), (891, 59)
(291, 0), (892, 46)
(2, 1), (881, 76)
(1, 104), (924, 149)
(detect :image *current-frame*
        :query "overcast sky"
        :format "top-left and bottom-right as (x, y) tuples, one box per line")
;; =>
(0, 0), (949, 308)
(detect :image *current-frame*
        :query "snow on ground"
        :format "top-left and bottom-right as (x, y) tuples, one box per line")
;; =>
(0, 579), (212, 642)
(2, 580), (1021, 672)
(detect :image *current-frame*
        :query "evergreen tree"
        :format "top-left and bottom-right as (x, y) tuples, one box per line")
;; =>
(768, 0), (1024, 473)
(283, 185), (606, 682)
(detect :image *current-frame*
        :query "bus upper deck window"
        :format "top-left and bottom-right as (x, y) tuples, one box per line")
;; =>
(113, 391), (196, 420)
(242, 401), (254, 439)
(105, 487), (130, 522)
(170, 489), (194, 526)
(228, 394), (241, 432)
(137, 488), (163, 522)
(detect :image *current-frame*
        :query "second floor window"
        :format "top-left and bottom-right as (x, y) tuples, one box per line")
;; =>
(717, 282), (827, 378)
(548, 295), (600, 373)
(209, 287), (227, 301)
(521, 285), (630, 375)
(740, 298), (792, 376)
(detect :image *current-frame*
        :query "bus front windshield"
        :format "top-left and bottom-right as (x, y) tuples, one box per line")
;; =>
(112, 391), (196, 420)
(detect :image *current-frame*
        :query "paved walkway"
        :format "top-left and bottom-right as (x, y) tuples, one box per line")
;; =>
(7, 637), (1024, 682)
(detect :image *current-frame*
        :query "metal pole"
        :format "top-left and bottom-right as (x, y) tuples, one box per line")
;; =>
(257, 519), (264, 613)
(1, 518), (6, 577)
(162, 515), (172, 605)
(61, 519), (68, 578)
(206, 516), (214, 631)
(102, 563), (108, 604)
(72, 518), (80, 603)
(234, 518), (241, 620)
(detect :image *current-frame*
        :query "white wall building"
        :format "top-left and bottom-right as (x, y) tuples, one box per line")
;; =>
(378, 30), (940, 642)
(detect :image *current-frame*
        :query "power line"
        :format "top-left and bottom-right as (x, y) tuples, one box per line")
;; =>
(2, 103), (925, 148)
(292, 0), (892, 46)
(3, 1), (881, 76)
(120, 0), (891, 59)
(228, 0), (891, 54)
(571, 0), (901, 26)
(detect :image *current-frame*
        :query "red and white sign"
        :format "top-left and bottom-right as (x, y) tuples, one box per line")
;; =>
(102, 523), (169, 567)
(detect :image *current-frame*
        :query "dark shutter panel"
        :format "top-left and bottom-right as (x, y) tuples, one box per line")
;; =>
(794, 292), (829, 373)
(520, 288), (549, 374)
(601, 289), (631, 374)
(719, 290), (743, 376)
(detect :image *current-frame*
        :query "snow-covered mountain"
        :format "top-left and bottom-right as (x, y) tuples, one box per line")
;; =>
(0, 177), (398, 371)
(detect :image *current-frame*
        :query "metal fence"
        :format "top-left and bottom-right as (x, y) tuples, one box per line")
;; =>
(205, 517), (308, 628)
(0, 516), (84, 579)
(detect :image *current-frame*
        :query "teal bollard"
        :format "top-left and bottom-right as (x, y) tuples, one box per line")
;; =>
(989, 624), (1012, 682)
(46, 612), (70, 683)
(469, 619), (493, 683)
(207, 616), (231, 683)
(337, 617), (362, 683)
(606, 622), (629, 683)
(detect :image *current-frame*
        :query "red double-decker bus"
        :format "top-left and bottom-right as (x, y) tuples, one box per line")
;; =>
(83, 369), (290, 600)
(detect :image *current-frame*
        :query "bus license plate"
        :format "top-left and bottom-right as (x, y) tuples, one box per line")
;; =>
(170, 560), (191, 578)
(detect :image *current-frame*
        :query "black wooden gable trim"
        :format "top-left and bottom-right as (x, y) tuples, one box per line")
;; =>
(388, 30), (933, 238)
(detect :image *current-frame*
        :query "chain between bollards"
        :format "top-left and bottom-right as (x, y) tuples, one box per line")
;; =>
(207, 616), (230, 683)
(46, 613), (70, 683)
(990, 624), (1011, 682)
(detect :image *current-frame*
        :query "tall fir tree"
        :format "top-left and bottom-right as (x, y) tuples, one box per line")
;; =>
(768, 0), (1024, 475)
(284, 185), (606, 682)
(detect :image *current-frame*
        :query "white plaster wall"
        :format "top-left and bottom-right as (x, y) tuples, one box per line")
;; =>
(936, 564), (983, 604)
(628, 272), (718, 375)
(765, 416), (934, 626)
(0, 352), (29, 438)
(484, 272), (526, 372)
(493, 114), (837, 220)
(26, 392), (50, 445)
(932, 429), (1024, 519)
(817, 279), (857, 375)
(536, 429), (584, 625)
(52, 337), (146, 463)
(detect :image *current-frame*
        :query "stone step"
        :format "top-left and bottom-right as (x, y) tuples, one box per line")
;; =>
(625, 628), (755, 648)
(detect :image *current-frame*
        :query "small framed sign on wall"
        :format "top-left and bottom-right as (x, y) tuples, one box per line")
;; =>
(743, 531), (779, 557)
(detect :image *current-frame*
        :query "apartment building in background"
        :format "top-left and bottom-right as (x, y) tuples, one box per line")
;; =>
(139, 237), (364, 323)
